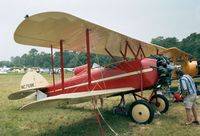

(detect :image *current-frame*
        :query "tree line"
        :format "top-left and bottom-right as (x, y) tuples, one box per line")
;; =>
(0, 32), (199, 68)
(151, 32), (200, 59)
(0, 48), (113, 68)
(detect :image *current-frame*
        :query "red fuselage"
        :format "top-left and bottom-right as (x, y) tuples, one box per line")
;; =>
(47, 58), (158, 96)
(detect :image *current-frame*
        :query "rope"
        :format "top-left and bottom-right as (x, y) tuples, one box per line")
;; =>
(93, 103), (105, 136)
(94, 102), (119, 136)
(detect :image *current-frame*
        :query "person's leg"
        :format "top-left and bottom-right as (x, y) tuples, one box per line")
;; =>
(192, 105), (198, 121)
(184, 95), (193, 124)
(185, 108), (193, 124)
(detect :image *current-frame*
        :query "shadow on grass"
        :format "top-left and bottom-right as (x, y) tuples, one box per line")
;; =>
(40, 109), (132, 136)
(57, 105), (93, 112)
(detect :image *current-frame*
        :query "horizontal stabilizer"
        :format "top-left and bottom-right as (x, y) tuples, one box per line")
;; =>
(8, 89), (36, 100)
(8, 71), (49, 100)
(20, 87), (134, 110)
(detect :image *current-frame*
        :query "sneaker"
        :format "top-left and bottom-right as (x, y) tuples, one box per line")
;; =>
(185, 121), (193, 125)
(192, 120), (200, 125)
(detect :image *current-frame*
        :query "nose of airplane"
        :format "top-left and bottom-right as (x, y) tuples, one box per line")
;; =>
(151, 55), (173, 89)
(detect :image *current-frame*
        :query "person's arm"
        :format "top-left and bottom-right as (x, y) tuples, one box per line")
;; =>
(180, 79), (188, 92)
(179, 79), (189, 98)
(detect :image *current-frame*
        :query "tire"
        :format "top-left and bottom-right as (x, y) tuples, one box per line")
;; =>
(150, 94), (169, 113)
(129, 100), (154, 124)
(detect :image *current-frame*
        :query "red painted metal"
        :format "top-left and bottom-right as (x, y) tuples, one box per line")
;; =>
(148, 91), (155, 101)
(126, 41), (137, 58)
(105, 48), (117, 61)
(51, 45), (55, 91)
(86, 29), (91, 91)
(74, 64), (87, 75)
(120, 51), (128, 61)
(140, 46), (146, 58)
(124, 42), (128, 57)
(47, 58), (159, 96)
(156, 49), (159, 55)
(120, 42), (128, 60)
(136, 45), (146, 58)
(94, 106), (105, 136)
(139, 61), (144, 97)
(136, 45), (146, 59)
(60, 40), (65, 92)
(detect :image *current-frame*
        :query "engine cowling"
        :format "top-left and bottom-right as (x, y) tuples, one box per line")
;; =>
(182, 61), (198, 77)
(150, 55), (173, 88)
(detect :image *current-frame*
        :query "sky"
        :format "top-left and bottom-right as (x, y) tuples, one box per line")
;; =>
(0, 0), (200, 61)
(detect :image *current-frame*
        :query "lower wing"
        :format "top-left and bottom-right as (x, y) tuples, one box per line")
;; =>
(20, 87), (135, 110)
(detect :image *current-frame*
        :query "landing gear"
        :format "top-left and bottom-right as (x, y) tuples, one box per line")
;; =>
(150, 94), (169, 113)
(113, 93), (169, 124)
(129, 100), (154, 124)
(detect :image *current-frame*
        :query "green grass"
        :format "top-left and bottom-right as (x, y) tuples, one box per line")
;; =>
(0, 73), (200, 136)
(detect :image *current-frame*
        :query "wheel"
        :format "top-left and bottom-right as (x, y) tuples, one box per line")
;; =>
(150, 94), (169, 113)
(129, 100), (154, 124)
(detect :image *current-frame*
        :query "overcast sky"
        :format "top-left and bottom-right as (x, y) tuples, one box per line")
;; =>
(0, 0), (200, 61)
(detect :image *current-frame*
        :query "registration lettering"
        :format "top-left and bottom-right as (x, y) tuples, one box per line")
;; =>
(21, 83), (35, 89)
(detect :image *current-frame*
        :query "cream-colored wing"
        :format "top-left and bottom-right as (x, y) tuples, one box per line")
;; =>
(161, 47), (198, 77)
(160, 47), (193, 62)
(20, 87), (134, 110)
(14, 12), (166, 59)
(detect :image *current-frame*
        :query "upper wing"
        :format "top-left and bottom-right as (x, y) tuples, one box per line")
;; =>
(160, 47), (193, 63)
(14, 12), (166, 59)
(20, 87), (134, 110)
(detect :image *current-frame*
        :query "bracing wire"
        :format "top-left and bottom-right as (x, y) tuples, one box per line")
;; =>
(93, 101), (119, 136)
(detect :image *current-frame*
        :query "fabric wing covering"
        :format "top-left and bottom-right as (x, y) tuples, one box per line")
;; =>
(20, 87), (134, 110)
(14, 12), (166, 59)
(161, 47), (193, 61)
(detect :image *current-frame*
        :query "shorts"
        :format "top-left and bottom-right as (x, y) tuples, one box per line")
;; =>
(183, 93), (197, 109)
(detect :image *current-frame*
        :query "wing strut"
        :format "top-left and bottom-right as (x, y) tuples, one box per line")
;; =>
(86, 29), (105, 135)
(86, 29), (91, 91)
(60, 40), (65, 91)
(51, 45), (55, 91)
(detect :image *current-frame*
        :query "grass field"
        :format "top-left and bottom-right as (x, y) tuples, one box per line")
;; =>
(0, 73), (200, 136)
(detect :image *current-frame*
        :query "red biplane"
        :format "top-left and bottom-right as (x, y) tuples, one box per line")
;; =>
(9, 12), (175, 124)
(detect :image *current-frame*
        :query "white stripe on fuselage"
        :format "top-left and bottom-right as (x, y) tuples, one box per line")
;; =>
(50, 68), (153, 93)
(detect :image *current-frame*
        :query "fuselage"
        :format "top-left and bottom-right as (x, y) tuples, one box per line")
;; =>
(46, 58), (159, 96)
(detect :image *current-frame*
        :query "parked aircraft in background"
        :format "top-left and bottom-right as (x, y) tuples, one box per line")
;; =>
(0, 66), (10, 74)
(161, 47), (200, 78)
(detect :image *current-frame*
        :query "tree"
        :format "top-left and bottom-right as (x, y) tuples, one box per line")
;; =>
(11, 56), (22, 67)
(0, 61), (13, 67)
(180, 33), (200, 59)
(1, 32), (200, 68)
(151, 36), (180, 48)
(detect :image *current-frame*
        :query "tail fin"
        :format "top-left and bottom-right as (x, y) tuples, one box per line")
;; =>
(8, 71), (49, 100)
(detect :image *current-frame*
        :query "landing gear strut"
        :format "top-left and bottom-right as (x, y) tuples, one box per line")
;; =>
(113, 95), (129, 116)
(112, 92), (169, 124)
(150, 94), (169, 113)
